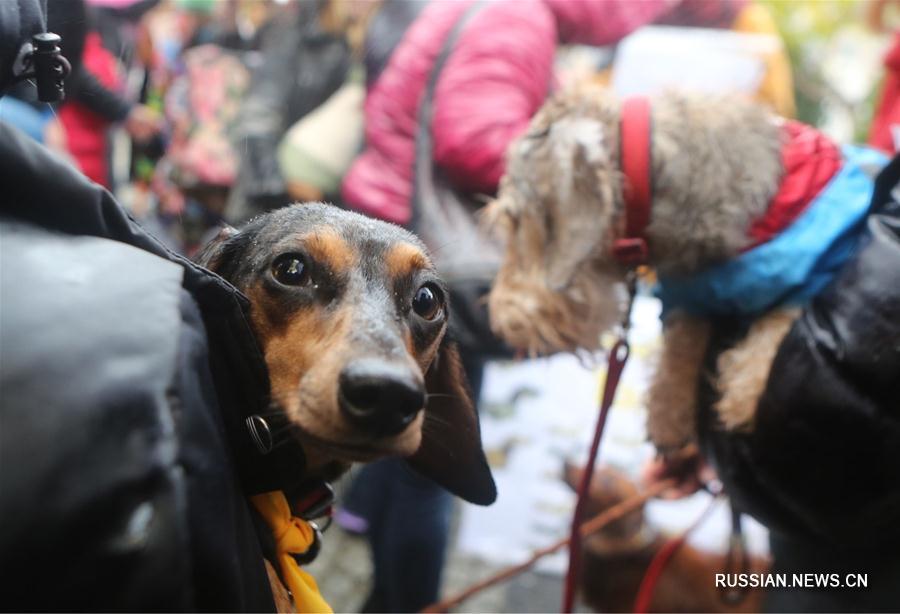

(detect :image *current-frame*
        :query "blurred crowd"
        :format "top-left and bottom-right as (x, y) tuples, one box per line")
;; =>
(1, 0), (351, 249)
(2, 0), (898, 611)
(2, 0), (895, 256)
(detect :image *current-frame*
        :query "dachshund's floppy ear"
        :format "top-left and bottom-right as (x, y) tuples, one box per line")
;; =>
(408, 341), (497, 505)
(194, 225), (239, 274)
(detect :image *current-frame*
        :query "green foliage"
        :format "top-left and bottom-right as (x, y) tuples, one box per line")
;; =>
(762, 0), (881, 138)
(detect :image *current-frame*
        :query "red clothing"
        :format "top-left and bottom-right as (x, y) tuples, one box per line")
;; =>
(58, 33), (122, 187)
(868, 31), (900, 155)
(342, 0), (672, 224)
(746, 121), (843, 249)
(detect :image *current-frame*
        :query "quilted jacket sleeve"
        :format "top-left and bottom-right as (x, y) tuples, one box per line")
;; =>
(430, 0), (557, 194)
(431, 0), (673, 195)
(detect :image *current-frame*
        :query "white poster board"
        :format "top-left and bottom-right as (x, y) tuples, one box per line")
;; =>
(611, 26), (777, 98)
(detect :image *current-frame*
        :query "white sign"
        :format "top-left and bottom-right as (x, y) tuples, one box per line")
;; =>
(611, 26), (775, 98)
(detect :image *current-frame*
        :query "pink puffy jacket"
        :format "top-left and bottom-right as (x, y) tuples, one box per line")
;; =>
(341, 0), (673, 224)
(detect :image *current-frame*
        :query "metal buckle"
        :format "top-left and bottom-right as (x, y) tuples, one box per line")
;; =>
(246, 415), (274, 455)
(296, 481), (335, 522)
(287, 482), (334, 566)
(290, 520), (322, 565)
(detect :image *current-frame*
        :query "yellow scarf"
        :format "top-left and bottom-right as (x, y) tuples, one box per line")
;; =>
(250, 491), (333, 613)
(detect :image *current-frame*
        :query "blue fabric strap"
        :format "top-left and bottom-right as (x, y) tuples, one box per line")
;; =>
(656, 146), (888, 318)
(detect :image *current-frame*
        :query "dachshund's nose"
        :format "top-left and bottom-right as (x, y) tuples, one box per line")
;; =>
(339, 360), (425, 436)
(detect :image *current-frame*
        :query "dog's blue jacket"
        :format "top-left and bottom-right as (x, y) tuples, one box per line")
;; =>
(656, 146), (888, 318)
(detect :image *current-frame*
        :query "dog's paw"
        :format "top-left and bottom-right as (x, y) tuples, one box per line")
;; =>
(642, 443), (716, 499)
(646, 314), (711, 452)
(715, 309), (800, 432)
(646, 391), (699, 454)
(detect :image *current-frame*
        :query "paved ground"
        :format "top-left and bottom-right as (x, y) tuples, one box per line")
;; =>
(307, 493), (565, 613)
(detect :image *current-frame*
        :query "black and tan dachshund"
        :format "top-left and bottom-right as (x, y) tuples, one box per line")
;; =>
(196, 202), (496, 505)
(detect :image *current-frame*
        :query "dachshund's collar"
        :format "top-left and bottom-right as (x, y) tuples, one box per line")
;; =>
(246, 412), (336, 519)
(241, 412), (309, 495)
(291, 480), (336, 523)
(613, 96), (653, 266)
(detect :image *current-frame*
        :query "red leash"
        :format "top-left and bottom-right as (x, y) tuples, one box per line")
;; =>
(561, 278), (637, 613)
(563, 96), (654, 612)
(632, 493), (722, 613)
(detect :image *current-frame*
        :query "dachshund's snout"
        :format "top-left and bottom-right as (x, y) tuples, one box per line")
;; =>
(338, 360), (425, 437)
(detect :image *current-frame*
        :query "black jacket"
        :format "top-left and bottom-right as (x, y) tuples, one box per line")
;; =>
(699, 156), (900, 609)
(0, 122), (303, 610)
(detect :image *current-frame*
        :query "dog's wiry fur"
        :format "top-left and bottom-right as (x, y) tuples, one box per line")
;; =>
(715, 309), (799, 431)
(487, 87), (792, 451)
(646, 93), (782, 274)
(645, 314), (712, 452)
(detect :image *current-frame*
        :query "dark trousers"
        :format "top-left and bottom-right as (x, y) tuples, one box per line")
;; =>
(350, 458), (453, 612)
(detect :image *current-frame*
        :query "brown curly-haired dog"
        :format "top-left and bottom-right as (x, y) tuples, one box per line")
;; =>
(563, 464), (768, 613)
(485, 87), (799, 454)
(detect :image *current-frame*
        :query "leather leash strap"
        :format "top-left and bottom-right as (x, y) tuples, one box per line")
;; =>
(560, 338), (630, 612)
(564, 95), (655, 600)
(561, 272), (639, 613)
(632, 493), (722, 613)
(562, 97), (652, 611)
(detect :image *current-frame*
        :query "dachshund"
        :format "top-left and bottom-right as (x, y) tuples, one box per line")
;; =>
(196, 202), (496, 607)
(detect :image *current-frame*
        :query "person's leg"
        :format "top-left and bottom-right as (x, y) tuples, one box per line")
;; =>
(356, 457), (451, 613)
(338, 463), (382, 535)
(353, 462), (392, 612)
(380, 459), (454, 612)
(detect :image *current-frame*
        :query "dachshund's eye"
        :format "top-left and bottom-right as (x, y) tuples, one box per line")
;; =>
(412, 284), (443, 321)
(272, 254), (309, 286)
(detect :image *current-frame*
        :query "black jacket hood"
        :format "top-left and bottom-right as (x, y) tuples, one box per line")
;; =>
(0, 122), (305, 494)
(0, 0), (45, 94)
